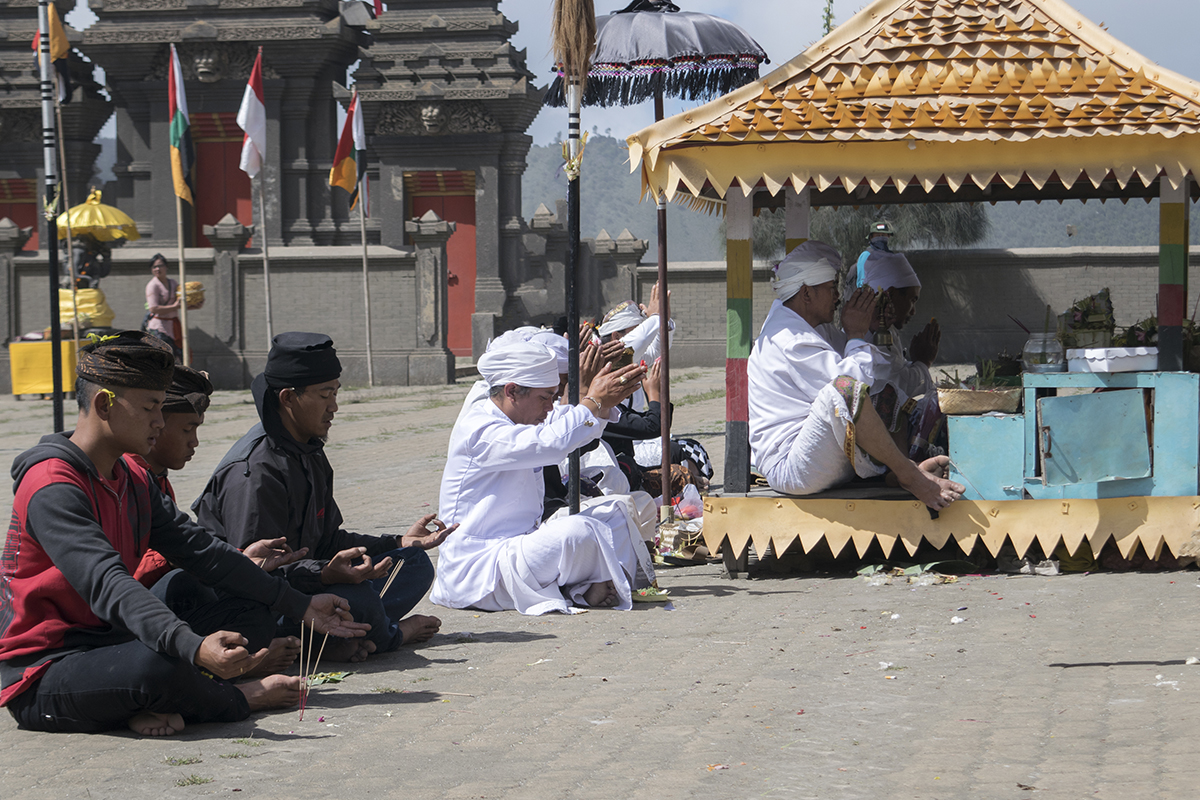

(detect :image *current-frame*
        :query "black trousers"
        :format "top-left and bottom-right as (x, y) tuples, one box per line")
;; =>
(7, 571), (276, 733)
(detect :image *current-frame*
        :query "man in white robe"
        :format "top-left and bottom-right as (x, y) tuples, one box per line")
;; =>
(432, 341), (655, 615)
(747, 241), (963, 510)
(836, 249), (939, 400)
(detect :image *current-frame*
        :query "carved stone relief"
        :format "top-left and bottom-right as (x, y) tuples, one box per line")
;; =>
(144, 43), (281, 82)
(374, 101), (501, 136)
(0, 110), (41, 143)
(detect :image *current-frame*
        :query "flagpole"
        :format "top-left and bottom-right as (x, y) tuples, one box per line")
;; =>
(175, 194), (189, 366)
(258, 177), (273, 345)
(358, 177), (374, 387)
(37, 0), (63, 431)
(51, 71), (80, 357)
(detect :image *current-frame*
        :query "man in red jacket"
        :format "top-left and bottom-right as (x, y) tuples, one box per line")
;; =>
(0, 331), (368, 736)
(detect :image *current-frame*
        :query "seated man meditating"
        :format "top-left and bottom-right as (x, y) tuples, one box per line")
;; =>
(839, 247), (939, 400)
(747, 241), (963, 509)
(432, 339), (654, 615)
(194, 333), (453, 662)
(0, 331), (367, 736)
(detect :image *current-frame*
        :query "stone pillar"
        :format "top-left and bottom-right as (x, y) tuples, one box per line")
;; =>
(612, 229), (650, 315)
(203, 213), (253, 346)
(0, 218), (34, 342)
(405, 210), (457, 384)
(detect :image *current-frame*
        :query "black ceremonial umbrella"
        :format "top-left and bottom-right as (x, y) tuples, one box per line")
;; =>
(546, 0), (768, 515)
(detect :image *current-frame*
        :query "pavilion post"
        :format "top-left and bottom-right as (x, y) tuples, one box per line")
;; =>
(723, 190), (754, 494)
(1158, 176), (1191, 371)
(784, 185), (810, 253)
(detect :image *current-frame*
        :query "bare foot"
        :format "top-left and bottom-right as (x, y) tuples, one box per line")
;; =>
(321, 637), (377, 663)
(244, 636), (301, 678)
(583, 580), (618, 607)
(919, 455), (951, 479)
(237, 674), (301, 711)
(897, 457), (964, 510)
(398, 615), (441, 646)
(128, 711), (184, 737)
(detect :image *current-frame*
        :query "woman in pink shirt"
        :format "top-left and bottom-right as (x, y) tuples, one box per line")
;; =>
(145, 253), (181, 357)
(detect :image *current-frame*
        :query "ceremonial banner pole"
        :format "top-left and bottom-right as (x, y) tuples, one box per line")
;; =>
(551, 0), (595, 516)
(175, 195), (190, 365)
(566, 79), (581, 514)
(258, 181), (273, 344)
(330, 89), (372, 385)
(358, 175), (374, 387)
(654, 88), (672, 522)
(237, 47), (272, 347)
(168, 44), (195, 366)
(52, 73), (80, 355)
(37, 0), (63, 431)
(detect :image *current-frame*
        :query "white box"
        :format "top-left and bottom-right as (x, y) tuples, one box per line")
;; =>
(1066, 346), (1158, 373)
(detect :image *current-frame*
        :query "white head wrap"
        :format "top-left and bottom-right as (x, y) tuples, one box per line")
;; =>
(771, 241), (841, 302)
(846, 250), (921, 301)
(597, 300), (646, 337)
(477, 341), (560, 389)
(528, 330), (569, 374)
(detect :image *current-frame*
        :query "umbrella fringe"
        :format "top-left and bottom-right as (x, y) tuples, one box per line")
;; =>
(544, 67), (761, 109)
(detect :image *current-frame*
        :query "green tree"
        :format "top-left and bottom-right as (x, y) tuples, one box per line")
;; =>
(823, 0), (836, 35)
(811, 203), (991, 268)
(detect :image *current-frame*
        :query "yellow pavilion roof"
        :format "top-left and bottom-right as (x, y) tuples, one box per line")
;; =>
(628, 0), (1200, 204)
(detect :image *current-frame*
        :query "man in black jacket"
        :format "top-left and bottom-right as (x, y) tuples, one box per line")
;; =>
(0, 331), (367, 736)
(194, 332), (453, 662)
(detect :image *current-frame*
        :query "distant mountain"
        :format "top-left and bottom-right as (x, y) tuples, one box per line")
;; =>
(522, 133), (1200, 258)
(521, 133), (725, 262)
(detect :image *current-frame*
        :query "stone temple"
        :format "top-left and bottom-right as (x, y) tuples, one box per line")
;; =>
(0, 0), (648, 388)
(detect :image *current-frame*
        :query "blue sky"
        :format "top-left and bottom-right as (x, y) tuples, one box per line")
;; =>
(507, 0), (1200, 144)
(68, 0), (1200, 145)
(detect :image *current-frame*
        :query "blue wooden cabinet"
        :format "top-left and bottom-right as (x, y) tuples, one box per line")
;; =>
(948, 372), (1199, 500)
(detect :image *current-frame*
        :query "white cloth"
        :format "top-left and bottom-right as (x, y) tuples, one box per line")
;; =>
(771, 240), (841, 302)
(571, 438), (631, 495)
(824, 325), (934, 399)
(748, 299), (889, 479)
(766, 380), (887, 495)
(432, 398), (654, 615)
(598, 301), (645, 337)
(529, 330), (569, 374)
(620, 314), (674, 412)
(477, 341), (559, 389)
(857, 250), (920, 292)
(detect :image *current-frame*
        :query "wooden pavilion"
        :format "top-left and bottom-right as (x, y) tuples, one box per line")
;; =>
(626, 0), (1200, 570)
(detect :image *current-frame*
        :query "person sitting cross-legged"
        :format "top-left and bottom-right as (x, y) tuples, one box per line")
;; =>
(747, 241), (964, 510)
(432, 339), (656, 614)
(0, 331), (368, 737)
(194, 332), (454, 663)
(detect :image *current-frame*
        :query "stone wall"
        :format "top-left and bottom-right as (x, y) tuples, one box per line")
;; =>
(634, 247), (1200, 369)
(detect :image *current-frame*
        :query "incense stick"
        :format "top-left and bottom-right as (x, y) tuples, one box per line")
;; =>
(1007, 314), (1030, 334)
(378, 558), (405, 598)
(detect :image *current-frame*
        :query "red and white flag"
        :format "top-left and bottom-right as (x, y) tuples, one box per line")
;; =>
(236, 47), (267, 178)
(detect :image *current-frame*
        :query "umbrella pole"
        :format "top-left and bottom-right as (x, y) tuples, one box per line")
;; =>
(175, 194), (190, 366)
(51, 71), (80, 357)
(567, 80), (582, 515)
(357, 176), (374, 387)
(258, 177), (274, 346)
(654, 88), (673, 522)
(37, 0), (63, 431)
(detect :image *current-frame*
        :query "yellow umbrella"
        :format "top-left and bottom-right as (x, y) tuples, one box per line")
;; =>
(56, 189), (140, 242)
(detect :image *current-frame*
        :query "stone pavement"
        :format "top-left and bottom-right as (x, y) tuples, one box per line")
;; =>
(3, 369), (1200, 799)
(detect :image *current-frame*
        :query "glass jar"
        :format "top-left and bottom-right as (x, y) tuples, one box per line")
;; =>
(1022, 333), (1066, 373)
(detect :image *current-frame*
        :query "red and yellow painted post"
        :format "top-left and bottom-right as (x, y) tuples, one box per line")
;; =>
(1159, 176), (1192, 371)
(724, 190), (753, 492)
